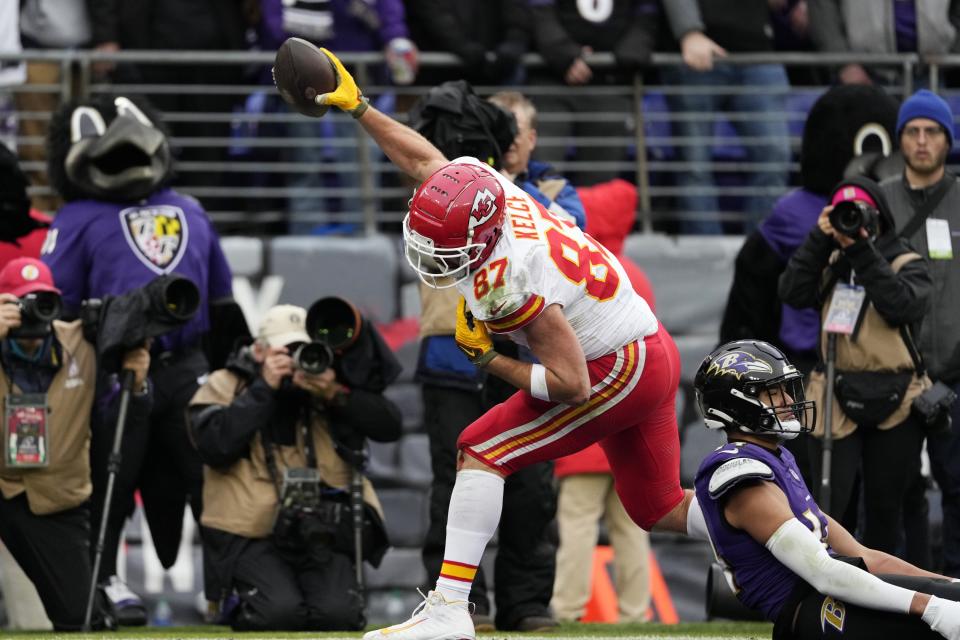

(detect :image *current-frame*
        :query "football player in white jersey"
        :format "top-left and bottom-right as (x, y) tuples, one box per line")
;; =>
(289, 49), (699, 640)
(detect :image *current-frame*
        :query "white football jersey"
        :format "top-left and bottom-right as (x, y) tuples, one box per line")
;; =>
(453, 157), (658, 361)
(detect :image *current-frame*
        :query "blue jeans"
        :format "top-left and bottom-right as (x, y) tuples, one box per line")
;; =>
(927, 381), (960, 576)
(285, 108), (383, 235)
(660, 63), (791, 235)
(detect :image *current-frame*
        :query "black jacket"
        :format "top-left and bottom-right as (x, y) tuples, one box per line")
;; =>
(87, 0), (248, 50)
(529, 0), (661, 79)
(779, 178), (932, 335)
(190, 349), (401, 469)
(406, 0), (531, 83)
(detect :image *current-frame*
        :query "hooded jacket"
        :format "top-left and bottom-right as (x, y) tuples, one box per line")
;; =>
(779, 176), (933, 436)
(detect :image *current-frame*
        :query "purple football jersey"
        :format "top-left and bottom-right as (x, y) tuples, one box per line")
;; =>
(42, 189), (234, 352)
(694, 441), (831, 620)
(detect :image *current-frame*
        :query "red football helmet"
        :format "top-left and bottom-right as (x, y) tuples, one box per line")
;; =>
(403, 161), (506, 288)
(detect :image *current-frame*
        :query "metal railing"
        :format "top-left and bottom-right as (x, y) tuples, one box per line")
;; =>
(0, 49), (949, 234)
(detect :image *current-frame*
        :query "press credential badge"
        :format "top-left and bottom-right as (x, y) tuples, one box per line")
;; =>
(926, 218), (953, 260)
(5, 394), (49, 468)
(824, 284), (866, 335)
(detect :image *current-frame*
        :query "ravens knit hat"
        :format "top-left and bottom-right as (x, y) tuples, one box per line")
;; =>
(897, 89), (955, 147)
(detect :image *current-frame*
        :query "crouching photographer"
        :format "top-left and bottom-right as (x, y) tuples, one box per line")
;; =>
(0, 258), (150, 631)
(188, 299), (402, 631)
(779, 177), (935, 555)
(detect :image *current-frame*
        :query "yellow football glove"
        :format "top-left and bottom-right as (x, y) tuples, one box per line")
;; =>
(318, 48), (369, 118)
(455, 297), (496, 367)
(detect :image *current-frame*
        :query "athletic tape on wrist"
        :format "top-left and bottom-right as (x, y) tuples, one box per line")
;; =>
(530, 364), (550, 401)
(350, 95), (370, 119)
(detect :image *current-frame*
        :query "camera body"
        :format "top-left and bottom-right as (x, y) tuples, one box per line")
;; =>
(10, 291), (62, 339)
(272, 467), (342, 550)
(913, 381), (957, 435)
(829, 200), (880, 239)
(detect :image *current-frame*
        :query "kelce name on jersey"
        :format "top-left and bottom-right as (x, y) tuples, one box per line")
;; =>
(506, 195), (540, 240)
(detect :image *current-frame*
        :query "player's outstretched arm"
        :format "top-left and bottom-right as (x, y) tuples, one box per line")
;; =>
(824, 513), (951, 581)
(316, 49), (447, 182)
(356, 107), (448, 183)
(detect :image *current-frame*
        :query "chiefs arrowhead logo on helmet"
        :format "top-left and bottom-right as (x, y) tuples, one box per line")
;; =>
(403, 162), (506, 288)
(470, 188), (499, 228)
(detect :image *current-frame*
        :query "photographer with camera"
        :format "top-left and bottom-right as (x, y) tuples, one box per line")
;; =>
(187, 301), (401, 631)
(0, 257), (150, 630)
(779, 177), (934, 556)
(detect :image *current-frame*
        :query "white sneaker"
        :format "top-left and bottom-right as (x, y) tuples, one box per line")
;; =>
(102, 575), (146, 626)
(364, 590), (475, 640)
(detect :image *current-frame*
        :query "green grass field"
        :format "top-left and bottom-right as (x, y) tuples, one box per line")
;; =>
(4, 622), (774, 640)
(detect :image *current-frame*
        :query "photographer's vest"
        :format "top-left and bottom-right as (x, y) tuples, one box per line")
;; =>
(0, 320), (95, 514)
(806, 252), (931, 439)
(419, 283), (459, 337)
(194, 369), (383, 539)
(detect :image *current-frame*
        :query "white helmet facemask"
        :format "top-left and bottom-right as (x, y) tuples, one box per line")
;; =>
(402, 213), (486, 289)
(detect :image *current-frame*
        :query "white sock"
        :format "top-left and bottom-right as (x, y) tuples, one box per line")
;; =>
(435, 469), (504, 602)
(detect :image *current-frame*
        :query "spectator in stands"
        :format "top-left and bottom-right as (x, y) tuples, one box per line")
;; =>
(87, 0), (251, 201)
(0, 143), (51, 267)
(41, 95), (248, 625)
(881, 89), (960, 576)
(405, 0), (530, 86)
(661, 0), (792, 235)
(488, 91), (585, 227)
(16, 0), (91, 213)
(413, 85), (578, 632)
(527, 0), (660, 186)
(779, 176), (932, 557)
(0, 257), (150, 631)
(188, 303), (400, 631)
(259, 0), (418, 234)
(808, 1), (960, 85)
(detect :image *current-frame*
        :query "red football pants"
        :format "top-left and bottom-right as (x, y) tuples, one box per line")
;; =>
(458, 326), (684, 530)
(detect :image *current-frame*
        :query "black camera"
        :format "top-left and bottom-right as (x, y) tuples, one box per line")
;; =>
(913, 381), (957, 435)
(272, 468), (342, 550)
(291, 341), (334, 375)
(81, 274), (200, 370)
(829, 200), (879, 239)
(10, 291), (62, 339)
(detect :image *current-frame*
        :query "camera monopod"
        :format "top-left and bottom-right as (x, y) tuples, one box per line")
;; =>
(333, 441), (368, 592)
(83, 367), (136, 631)
(820, 332), (838, 511)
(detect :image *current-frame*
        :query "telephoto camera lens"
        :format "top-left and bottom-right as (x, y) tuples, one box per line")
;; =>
(292, 342), (334, 375)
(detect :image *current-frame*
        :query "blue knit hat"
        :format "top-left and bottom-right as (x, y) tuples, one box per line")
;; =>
(897, 89), (955, 147)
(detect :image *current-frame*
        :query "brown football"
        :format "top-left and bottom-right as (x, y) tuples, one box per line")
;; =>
(272, 37), (337, 117)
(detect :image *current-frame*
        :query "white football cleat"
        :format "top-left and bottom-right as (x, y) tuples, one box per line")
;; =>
(364, 590), (475, 640)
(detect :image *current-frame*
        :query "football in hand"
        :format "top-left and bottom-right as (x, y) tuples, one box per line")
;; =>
(273, 37), (337, 117)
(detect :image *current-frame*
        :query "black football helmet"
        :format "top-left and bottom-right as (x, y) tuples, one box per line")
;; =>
(694, 340), (816, 440)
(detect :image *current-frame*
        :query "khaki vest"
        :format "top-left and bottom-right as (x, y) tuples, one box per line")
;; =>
(418, 283), (459, 338)
(806, 252), (931, 439)
(193, 369), (383, 539)
(0, 320), (96, 515)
